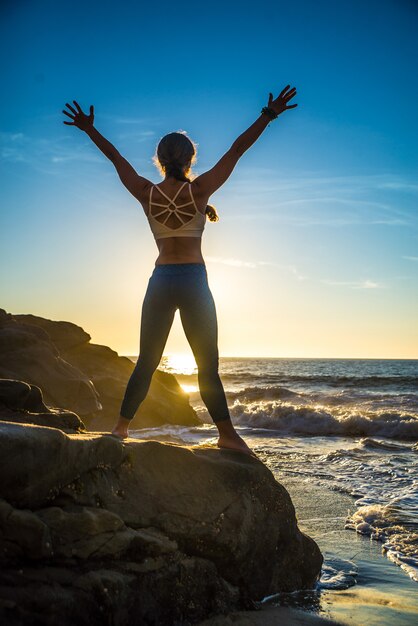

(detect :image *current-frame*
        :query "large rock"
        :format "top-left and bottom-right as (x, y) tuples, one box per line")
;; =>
(0, 308), (199, 429)
(13, 313), (91, 351)
(0, 420), (323, 625)
(0, 379), (85, 433)
(0, 309), (101, 416)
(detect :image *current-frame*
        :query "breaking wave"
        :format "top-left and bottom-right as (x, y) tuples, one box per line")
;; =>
(229, 400), (418, 440)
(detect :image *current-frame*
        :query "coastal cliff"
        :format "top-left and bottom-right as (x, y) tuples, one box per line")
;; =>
(0, 380), (323, 625)
(0, 308), (199, 430)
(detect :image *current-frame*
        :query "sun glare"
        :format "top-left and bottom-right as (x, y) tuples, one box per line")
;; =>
(163, 353), (197, 375)
(180, 384), (199, 394)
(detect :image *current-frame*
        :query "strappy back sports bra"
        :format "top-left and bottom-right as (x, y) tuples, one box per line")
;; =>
(146, 181), (206, 240)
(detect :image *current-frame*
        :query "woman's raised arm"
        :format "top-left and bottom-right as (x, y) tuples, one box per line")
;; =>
(233, 85), (297, 155)
(62, 101), (118, 160)
(194, 85), (298, 196)
(62, 101), (151, 201)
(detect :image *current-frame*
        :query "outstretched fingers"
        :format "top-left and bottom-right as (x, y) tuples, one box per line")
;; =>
(61, 100), (94, 129)
(283, 86), (298, 109)
(62, 109), (74, 120)
(62, 102), (77, 125)
(283, 87), (297, 101)
(72, 100), (82, 113)
(278, 84), (291, 98)
(65, 102), (77, 115)
(269, 85), (298, 112)
(62, 108), (75, 124)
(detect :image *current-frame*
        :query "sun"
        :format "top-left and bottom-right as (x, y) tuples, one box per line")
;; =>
(180, 384), (199, 394)
(163, 353), (197, 375)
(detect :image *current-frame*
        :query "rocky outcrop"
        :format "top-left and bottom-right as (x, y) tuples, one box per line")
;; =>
(0, 411), (323, 625)
(0, 308), (199, 430)
(0, 379), (85, 433)
(0, 309), (101, 416)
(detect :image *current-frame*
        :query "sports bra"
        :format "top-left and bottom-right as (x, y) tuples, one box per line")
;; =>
(146, 181), (206, 240)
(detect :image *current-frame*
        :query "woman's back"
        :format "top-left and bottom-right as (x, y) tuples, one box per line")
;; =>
(143, 179), (211, 266)
(142, 180), (207, 222)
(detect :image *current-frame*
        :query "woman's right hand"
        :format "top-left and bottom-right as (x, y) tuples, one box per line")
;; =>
(267, 85), (298, 116)
(62, 100), (94, 131)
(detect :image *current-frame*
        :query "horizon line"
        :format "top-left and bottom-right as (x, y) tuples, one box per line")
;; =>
(121, 354), (418, 361)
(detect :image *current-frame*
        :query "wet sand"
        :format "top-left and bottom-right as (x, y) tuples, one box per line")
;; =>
(198, 604), (344, 625)
(262, 475), (418, 625)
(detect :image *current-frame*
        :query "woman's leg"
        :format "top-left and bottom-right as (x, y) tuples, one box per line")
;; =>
(178, 272), (255, 456)
(112, 274), (176, 437)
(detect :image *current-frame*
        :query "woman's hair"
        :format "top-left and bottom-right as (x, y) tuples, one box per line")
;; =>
(152, 130), (219, 222)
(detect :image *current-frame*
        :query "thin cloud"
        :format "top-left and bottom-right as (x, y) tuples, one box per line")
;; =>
(205, 256), (257, 268)
(257, 260), (307, 280)
(378, 181), (418, 192)
(205, 256), (307, 279)
(100, 114), (163, 126)
(0, 130), (102, 167)
(116, 130), (156, 141)
(231, 171), (418, 195)
(118, 118), (154, 125)
(320, 279), (385, 289)
(0, 124), (157, 173)
(402, 255), (418, 262)
(222, 171), (416, 227)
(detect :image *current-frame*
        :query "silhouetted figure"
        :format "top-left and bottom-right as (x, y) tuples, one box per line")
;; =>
(62, 86), (297, 456)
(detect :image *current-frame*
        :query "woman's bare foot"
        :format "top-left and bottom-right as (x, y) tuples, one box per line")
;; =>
(111, 416), (131, 439)
(216, 418), (257, 458)
(217, 434), (257, 457)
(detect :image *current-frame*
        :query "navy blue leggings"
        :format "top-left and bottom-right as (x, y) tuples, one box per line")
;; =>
(120, 263), (230, 423)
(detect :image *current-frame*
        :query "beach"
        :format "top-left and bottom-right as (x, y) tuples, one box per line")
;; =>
(128, 356), (418, 625)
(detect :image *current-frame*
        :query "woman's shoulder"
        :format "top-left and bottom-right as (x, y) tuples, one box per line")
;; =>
(190, 179), (210, 203)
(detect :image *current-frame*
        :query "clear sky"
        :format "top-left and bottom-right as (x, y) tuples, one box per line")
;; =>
(1, 0), (417, 358)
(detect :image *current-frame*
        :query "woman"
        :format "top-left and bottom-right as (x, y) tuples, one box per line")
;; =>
(62, 85), (297, 456)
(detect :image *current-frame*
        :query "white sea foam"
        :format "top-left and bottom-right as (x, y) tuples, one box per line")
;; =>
(303, 441), (418, 584)
(228, 400), (418, 440)
(317, 556), (359, 590)
(345, 505), (418, 582)
(358, 437), (414, 451)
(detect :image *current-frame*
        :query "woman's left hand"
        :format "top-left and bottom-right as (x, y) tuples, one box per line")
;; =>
(268, 85), (298, 116)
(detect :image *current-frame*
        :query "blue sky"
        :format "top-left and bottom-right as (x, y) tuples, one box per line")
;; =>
(1, 0), (417, 357)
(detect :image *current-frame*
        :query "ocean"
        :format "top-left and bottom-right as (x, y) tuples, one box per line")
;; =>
(128, 356), (418, 625)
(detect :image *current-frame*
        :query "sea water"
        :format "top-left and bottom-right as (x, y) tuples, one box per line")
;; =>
(128, 357), (418, 622)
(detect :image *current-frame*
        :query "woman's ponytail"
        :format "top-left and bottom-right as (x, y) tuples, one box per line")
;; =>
(153, 132), (220, 222)
(205, 204), (219, 222)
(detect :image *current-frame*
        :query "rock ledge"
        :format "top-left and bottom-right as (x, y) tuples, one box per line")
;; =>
(0, 416), (323, 625)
